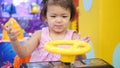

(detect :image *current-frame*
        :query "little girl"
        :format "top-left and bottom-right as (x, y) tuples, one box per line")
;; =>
(1, 0), (90, 62)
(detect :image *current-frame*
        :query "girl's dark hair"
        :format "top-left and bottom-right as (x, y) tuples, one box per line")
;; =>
(40, 0), (76, 21)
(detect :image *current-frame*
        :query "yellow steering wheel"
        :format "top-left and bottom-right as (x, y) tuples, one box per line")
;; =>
(44, 40), (91, 62)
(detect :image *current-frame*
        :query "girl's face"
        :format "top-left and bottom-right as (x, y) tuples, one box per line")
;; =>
(46, 5), (71, 33)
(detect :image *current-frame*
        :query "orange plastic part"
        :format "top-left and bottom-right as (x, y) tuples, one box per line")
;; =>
(13, 55), (31, 68)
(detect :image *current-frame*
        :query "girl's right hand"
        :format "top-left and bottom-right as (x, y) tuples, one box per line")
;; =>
(1, 23), (20, 41)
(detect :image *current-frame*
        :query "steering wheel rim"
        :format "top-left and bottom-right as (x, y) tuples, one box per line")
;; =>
(44, 40), (91, 62)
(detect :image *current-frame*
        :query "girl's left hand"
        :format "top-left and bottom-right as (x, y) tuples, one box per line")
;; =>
(81, 35), (90, 43)
(72, 32), (90, 43)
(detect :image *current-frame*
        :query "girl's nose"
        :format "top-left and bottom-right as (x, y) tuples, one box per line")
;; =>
(56, 17), (62, 23)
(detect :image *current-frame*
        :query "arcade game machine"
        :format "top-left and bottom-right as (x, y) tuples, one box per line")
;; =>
(20, 40), (114, 68)
(0, 0), (115, 67)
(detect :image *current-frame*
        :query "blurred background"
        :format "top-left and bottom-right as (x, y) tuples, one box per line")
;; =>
(0, 0), (120, 68)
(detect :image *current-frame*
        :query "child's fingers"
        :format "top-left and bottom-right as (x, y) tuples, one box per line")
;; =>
(9, 29), (20, 35)
(81, 36), (91, 42)
(1, 24), (8, 31)
(16, 31), (21, 37)
(15, 29), (21, 37)
(1, 24), (10, 31)
(1, 23), (14, 34)
(9, 29), (21, 40)
(13, 30), (21, 39)
(1, 24), (21, 41)
(73, 32), (81, 40)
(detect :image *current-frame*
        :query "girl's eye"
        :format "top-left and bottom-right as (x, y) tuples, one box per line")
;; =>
(62, 16), (67, 18)
(51, 16), (56, 18)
